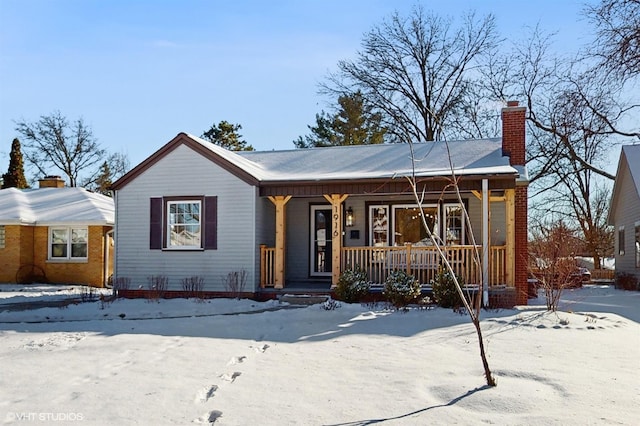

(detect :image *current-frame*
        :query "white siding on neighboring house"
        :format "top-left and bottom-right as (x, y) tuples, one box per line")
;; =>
(611, 158), (640, 279)
(115, 144), (257, 291)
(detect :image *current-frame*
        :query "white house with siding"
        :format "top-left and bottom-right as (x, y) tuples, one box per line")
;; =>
(111, 102), (530, 306)
(608, 144), (640, 284)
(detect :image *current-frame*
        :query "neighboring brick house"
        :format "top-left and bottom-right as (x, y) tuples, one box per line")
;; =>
(111, 101), (529, 306)
(608, 145), (640, 284)
(0, 176), (114, 287)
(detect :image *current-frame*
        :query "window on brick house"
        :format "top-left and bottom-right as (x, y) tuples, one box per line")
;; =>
(49, 227), (88, 260)
(0, 226), (5, 248)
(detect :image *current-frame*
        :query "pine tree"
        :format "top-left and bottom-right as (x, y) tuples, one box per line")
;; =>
(93, 161), (112, 195)
(201, 121), (254, 151)
(2, 138), (29, 189)
(294, 91), (387, 148)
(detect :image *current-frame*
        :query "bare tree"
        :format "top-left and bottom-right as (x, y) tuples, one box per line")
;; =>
(15, 111), (112, 187)
(323, 6), (499, 142)
(404, 132), (496, 386)
(529, 219), (582, 311)
(585, 0), (640, 81)
(81, 152), (130, 194)
(487, 27), (637, 264)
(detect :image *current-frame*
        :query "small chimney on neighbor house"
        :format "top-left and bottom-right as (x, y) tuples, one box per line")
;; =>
(501, 100), (526, 166)
(38, 175), (66, 188)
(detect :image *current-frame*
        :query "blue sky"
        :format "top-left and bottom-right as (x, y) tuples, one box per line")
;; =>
(0, 0), (592, 172)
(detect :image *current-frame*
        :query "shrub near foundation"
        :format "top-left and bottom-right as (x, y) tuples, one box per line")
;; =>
(615, 272), (639, 291)
(383, 270), (421, 307)
(431, 267), (464, 308)
(335, 266), (371, 303)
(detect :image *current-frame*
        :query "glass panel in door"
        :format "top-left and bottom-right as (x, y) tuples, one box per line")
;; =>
(311, 206), (332, 276)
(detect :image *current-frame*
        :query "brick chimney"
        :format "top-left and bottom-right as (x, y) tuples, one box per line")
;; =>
(501, 100), (529, 306)
(39, 175), (65, 188)
(501, 100), (526, 166)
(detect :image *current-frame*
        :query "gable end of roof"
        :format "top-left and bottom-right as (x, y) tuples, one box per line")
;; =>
(110, 133), (260, 190)
(608, 145), (640, 225)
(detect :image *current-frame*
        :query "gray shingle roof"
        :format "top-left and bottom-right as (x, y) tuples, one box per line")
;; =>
(186, 134), (517, 182)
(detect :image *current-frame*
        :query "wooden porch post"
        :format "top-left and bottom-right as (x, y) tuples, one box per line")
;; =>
(268, 195), (292, 289)
(505, 189), (515, 287)
(323, 194), (349, 287)
(482, 179), (490, 306)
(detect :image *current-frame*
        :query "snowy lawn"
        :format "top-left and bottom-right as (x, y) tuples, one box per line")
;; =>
(0, 284), (638, 425)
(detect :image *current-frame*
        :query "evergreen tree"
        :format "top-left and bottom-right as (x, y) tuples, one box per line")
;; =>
(93, 161), (112, 195)
(201, 121), (254, 151)
(2, 138), (29, 189)
(293, 112), (337, 148)
(294, 92), (387, 148)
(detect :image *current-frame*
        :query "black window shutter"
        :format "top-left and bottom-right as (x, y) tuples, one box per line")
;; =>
(204, 196), (217, 250)
(150, 197), (163, 249)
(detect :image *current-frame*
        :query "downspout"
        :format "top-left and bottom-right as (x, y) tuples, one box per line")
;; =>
(104, 229), (114, 288)
(108, 189), (117, 288)
(482, 179), (489, 307)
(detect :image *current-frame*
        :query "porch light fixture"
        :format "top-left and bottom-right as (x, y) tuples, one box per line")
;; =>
(346, 206), (355, 227)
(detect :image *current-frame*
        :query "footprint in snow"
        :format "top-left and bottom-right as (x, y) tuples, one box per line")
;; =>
(227, 356), (246, 365)
(194, 410), (222, 424)
(207, 410), (222, 424)
(194, 385), (218, 403)
(252, 344), (270, 353)
(219, 372), (241, 383)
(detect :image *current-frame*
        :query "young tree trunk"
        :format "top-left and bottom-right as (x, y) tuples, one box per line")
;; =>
(407, 140), (496, 386)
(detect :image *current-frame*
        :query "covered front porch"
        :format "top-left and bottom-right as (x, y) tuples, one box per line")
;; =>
(258, 185), (519, 301)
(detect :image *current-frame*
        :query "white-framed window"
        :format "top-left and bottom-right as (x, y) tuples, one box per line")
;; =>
(369, 205), (389, 246)
(49, 227), (88, 260)
(167, 200), (202, 249)
(444, 203), (465, 245)
(392, 204), (439, 246)
(0, 225), (5, 248)
(618, 226), (625, 256)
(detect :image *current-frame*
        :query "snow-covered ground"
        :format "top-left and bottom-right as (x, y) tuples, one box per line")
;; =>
(0, 284), (638, 425)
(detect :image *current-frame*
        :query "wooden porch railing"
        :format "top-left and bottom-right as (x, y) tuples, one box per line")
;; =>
(260, 245), (276, 288)
(342, 245), (506, 287)
(260, 244), (507, 288)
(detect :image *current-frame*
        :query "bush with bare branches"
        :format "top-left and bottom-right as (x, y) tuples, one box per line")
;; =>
(181, 276), (205, 300)
(223, 270), (247, 299)
(112, 277), (131, 297)
(147, 275), (168, 302)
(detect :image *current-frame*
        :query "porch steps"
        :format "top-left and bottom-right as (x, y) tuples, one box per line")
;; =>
(279, 294), (330, 306)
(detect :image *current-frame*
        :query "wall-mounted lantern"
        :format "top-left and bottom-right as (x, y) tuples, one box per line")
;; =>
(345, 206), (355, 227)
